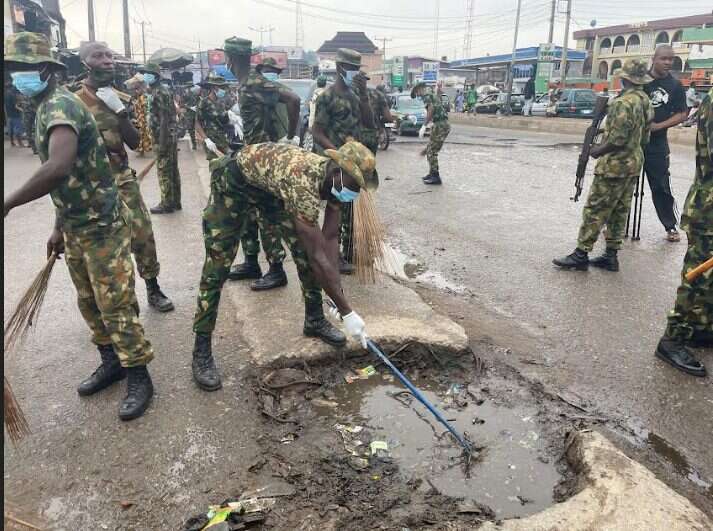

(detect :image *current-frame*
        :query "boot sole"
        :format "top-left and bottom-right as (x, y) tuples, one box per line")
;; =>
(119, 388), (154, 421)
(655, 348), (707, 377)
(228, 271), (262, 281)
(193, 378), (223, 392)
(304, 329), (347, 347)
(589, 262), (619, 272)
(552, 261), (589, 271)
(250, 278), (288, 291)
(149, 300), (175, 312)
(77, 370), (127, 396)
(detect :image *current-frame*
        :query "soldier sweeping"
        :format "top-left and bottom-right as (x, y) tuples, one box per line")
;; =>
(412, 82), (450, 185)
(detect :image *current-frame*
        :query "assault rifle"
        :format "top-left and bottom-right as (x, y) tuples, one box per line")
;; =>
(572, 95), (610, 202)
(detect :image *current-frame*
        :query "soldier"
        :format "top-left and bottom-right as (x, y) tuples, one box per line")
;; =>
(227, 47), (301, 291)
(362, 84), (393, 155)
(19, 92), (37, 153)
(4, 32), (154, 420)
(412, 82), (450, 185)
(74, 41), (174, 313)
(182, 84), (199, 150)
(197, 73), (230, 159)
(312, 48), (375, 273)
(139, 63), (181, 214)
(553, 59), (654, 271)
(654, 87), (712, 377)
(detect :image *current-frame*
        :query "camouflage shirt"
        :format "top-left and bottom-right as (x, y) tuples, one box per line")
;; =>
(594, 87), (653, 178)
(198, 95), (229, 149)
(239, 70), (292, 145)
(236, 143), (329, 225)
(682, 88), (713, 235)
(148, 82), (177, 140)
(422, 92), (448, 123)
(313, 85), (362, 150)
(34, 86), (119, 231)
(182, 91), (199, 114)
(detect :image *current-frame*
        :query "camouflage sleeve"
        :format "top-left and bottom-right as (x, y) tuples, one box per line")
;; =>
(605, 99), (632, 147)
(705, 94), (713, 165)
(45, 93), (86, 138)
(313, 90), (330, 129)
(641, 99), (654, 147)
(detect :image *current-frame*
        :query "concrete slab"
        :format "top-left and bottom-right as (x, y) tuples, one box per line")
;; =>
(477, 430), (713, 531)
(193, 151), (469, 367)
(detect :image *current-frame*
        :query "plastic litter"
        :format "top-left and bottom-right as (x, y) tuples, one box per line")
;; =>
(370, 440), (389, 457)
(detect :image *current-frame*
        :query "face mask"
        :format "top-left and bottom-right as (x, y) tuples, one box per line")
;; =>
(143, 73), (156, 85)
(262, 72), (279, 81)
(84, 63), (115, 86)
(216, 89), (226, 98)
(11, 71), (48, 97)
(331, 168), (359, 203)
(340, 70), (358, 88)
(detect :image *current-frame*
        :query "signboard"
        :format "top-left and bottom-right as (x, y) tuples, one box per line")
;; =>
(535, 62), (553, 94)
(391, 56), (405, 88)
(422, 61), (439, 83)
(538, 43), (555, 62)
(208, 49), (225, 66)
(251, 51), (289, 69)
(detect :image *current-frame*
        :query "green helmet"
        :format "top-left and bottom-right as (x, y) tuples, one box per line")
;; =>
(316, 75), (327, 88)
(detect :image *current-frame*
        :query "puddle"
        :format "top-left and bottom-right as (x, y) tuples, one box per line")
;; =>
(314, 375), (561, 519)
(648, 432), (713, 494)
(380, 245), (468, 294)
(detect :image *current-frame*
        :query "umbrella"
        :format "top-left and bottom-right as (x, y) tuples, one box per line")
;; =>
(149, 47), (193, 68)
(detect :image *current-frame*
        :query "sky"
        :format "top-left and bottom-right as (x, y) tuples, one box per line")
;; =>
(59, 0), (709, 62)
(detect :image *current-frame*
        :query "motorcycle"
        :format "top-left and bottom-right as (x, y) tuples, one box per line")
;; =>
(379, 122), (396, 151)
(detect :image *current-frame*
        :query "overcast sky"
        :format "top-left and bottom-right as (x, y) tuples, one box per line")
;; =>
(59, 0), (708, 61)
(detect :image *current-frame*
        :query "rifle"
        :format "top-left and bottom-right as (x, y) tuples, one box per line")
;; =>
(572, 95), (610, 202)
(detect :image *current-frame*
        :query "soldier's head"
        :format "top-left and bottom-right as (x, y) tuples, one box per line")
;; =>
(138, 63), (161, 86)
(80, 41), (115, 88)
(615, 58), (653, 89)
(317, 75), (327, 88)
(652, 45), (674, 78)
(256, 57), (283, 81)
(321, 140), (377, 201)
(4, 32), (66, 98)
(335, 48), (362, 88)
(224, 37), (253, 81)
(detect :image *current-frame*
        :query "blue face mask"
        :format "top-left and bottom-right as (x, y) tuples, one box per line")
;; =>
(11, 71), (48, 97)
(331, 169), (359, 203)
(262, 72), (279, 81)
(142, 73), (156, 85)
(340, 70), (358, 88)
(216, 89), (226, 98)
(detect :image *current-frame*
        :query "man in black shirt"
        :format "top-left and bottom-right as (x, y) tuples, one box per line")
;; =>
(3, 80), (25, 147)
(643, 45), (687, 242)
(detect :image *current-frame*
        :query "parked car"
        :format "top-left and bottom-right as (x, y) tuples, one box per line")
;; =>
(390, 93), (432, 135)
(553, 88), (597, 118)
(278, 78), (318, 145)
(473, 93), (499, 114)
(530, 93), (550, 117)
(473, 93), (523, 115)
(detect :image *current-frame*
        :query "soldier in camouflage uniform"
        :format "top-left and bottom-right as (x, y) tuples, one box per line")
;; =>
(4, 32), (154, 421)
(197, 73), (231, 160)
(554, 59), (654, 272)
(412, 82), (450, 185)
(362, 85), (393, 155)
(227, 48), (301, 291)
(180, 85), (199, 150)
(75, 41), (174, 313)
(140, 62), (182, 214)
(654, 87), (713, 377)
(18, 93), (37, 153)
(312, 48), (375, 273)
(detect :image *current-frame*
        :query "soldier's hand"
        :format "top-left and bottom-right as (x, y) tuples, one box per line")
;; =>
(46, 228), (64, 259)
(353, 73), (367, 96)
(590, 144), (603, 159)
(96, 87), (126, 114)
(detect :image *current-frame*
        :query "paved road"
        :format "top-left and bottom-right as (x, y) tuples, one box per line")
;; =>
(376, 124), (712, 494)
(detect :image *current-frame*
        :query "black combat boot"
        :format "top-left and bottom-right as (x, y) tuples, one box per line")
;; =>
(119, 366), (154, 420)
(422, 172), (432, 181)
(339, 256), (354, 275)
(552, 248), (589, 270)
(589, 248), (619, 272)
(192, 334), (222, 391)
(251, 261), (288, 291)
(655, 337), (706, 377)
(77, 344), (127, 396)
(303, 301), (347, 347)
(146, 278), (175, 312)
(687, 330), (713, 349)
(150, 204), (174, 215)
(423, 171), (442, 185)
(228, 255), (262, 281)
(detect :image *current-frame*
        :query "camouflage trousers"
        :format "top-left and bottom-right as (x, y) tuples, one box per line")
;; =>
(192, 158), (322, 335)
(23, 110), (36, 150)
(577, 174), (637, 252)
(155, 138), (181, 208)
(427, 121), (450, 173)
(361, 128), (379, 155)
(240, 206), (287, 264)
(339, 202), (354, 260)
(116, 168), (160, 279)
(184, 110), (196, 147)
(64, 217), (154, 367)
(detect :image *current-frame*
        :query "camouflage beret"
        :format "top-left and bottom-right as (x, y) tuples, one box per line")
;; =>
(4, 32), (65, 68)
(224, 37), (253, 57)
(137, 62), (161, 75)
(615, 58), (653, 86)
(324, 139), (377, 191)
(199, 72), (228, 87)
(335, 48), (362, 67)
(256, 56), (283, 73)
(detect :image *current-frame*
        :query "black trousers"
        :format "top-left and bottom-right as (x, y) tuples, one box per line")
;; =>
(643, 149), (678, 230)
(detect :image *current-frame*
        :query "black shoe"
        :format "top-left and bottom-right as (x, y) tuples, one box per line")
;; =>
(119, 366), (154, 420)
(174, 204), (182, 211)
(553, 248), (589, 270)
(655, 338), (706, 377)
(77, 344), (127, 396)
(339, 256), (354, 275)
(589, 249), (619, 272)
(422, 173), (432, 181)
(251, 262), (288, 291)
(304, 302), (347, 347)
(687, 330), (713, 349)
(228, 255), (262, 281)
(146, 278), (175, 312)
(192, 334), (222, 391)
(423, 172), (442, 185)
(150, 204), (174, 215)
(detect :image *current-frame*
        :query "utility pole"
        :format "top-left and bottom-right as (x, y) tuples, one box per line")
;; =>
(140, 21), (147, 64)
(463, 0), (475, 58)
(88, 0), (96, 41)
(560, 0), (572, 89)
(433, 0), (440, 58)
(504, 0), (523, 115)
(122, 0), (131, 58)
(249, 25), (275, 50)
(295, 0), (304, 48)
(548, 0), (556, 44)
(376, 36), (392, 85)
(198, 38), (204, 82)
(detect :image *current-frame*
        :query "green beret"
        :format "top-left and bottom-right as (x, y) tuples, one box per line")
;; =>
(224, 37), (253, 57)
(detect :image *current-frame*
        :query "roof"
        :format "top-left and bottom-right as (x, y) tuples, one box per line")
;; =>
(573, 13), (713, 39)
(317, 32), (378, 54)
(449, 46), (585, 68)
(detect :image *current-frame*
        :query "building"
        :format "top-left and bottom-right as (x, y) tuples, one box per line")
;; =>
(573, 13), (713, 80)
(5, 0), (66, 47)
(263, 45), (314, 79)
(317, 31), (382, 78)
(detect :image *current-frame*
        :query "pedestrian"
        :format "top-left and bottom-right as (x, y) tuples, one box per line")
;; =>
(454, 89), (464, 113)
(643, 45), (688, 242)
(654, 86), (712, 377)
(553, 59), (654, 271)
(466, 85), (477, 113)
(74, 41), (174, 313)
(226, 47), (301, 291)
(4, 80), (25, 147)
(197, 72), (230, 159)
(139, 62), (181, 214)
(523, 74), (536, 117)
(685, 81), (700, 117)
(312, 48), (375, 274)
(3, 32), (155, 420)
(412, 82), (450, 185)
(18, 92), (37, 153)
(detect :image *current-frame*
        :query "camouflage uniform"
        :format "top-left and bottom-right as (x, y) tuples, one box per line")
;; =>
(198, 93), (230, 160)
(34, 86), (153, 367)
(182, 90), (198, 148)
(664, 89), (713, 340)
(362, 88), (388, 155)
(75, 83), (161, 280)
(19, 95), (37, 151)
(576, 87), (654, 252)
(422, 92), (450, 174)
(149, 82), (181, 209)
(193, 143), (327, 334)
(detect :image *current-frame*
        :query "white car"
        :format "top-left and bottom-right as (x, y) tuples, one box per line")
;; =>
(530, 94), (550, 117)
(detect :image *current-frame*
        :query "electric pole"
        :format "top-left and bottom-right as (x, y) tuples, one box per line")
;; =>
(249, 25), (275, 50)
(548, 0), (556, 44)
(88, 0), (96, 41)
(295, 0), (304, 48)
(122, 0), (131, 58)
(463, 0), (475, 58)
(433, 0), (440, 58)
(141, 21), (148, 64)
(561, 0), (572, 89)
(375, 36), (392, 85)
(504, 0), (523, 115)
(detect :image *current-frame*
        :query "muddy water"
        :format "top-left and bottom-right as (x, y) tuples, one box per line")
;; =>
(314, 375), (561, 519)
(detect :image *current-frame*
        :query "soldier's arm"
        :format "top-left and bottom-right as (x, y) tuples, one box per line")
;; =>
(4, 126), (77, 217)
(278, 87), (300, 139)
(591, 100), (629, 158)
(118, 111), (140, 150)
(312, 93), (337, 150)
(322, 201), (341, 270)
(354, 76), (375, 130)
(158, 91), (169, 152)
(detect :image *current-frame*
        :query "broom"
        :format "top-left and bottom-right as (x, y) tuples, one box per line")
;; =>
(352, 190), (389, 283)
(4, 252), (58, 443)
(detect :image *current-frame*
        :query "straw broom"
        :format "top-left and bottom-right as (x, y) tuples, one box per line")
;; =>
(352, 190), (389, 283)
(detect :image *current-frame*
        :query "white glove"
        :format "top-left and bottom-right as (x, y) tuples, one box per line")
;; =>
(204, 138), (219, 155)
(343, 311), (368, 349)
(418, 125), (426, 139)
(189, 106), (197, 112)
(96, 87), (125, 114)
(278, 135), (301, 146)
